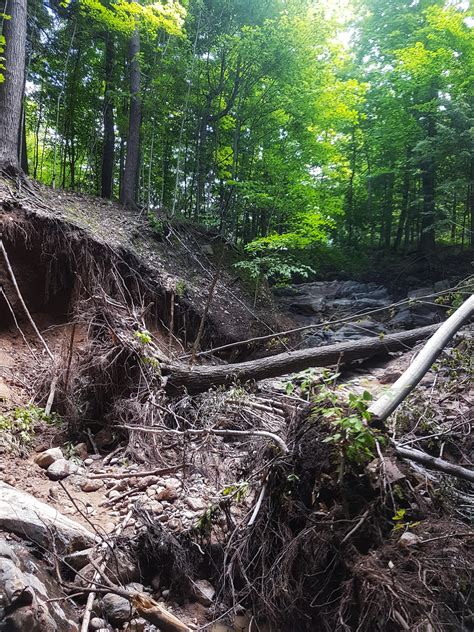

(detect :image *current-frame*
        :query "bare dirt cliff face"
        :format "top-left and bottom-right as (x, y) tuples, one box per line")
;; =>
(0, 179), (284, 357)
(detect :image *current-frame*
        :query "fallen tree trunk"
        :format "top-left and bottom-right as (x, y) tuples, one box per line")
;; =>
(163, 324), (440, 394)
(394, 445), (474, 483)
(369, 294), (474, 422)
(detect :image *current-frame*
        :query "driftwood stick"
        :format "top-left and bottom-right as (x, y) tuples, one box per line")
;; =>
(369, 294), (474, 422)
(395, 445), (474, 483)
(132, 593), (191, 632)
(248, 481), (267, 527)
(120, 424), (289, 454)
(0, 236), (54, 360)
(45, 375), (58, 416)
(87, 465), (182, 480)
(80, 510), (133, 632)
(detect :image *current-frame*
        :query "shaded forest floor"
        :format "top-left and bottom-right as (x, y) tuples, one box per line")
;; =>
(0, 180), (472, 632)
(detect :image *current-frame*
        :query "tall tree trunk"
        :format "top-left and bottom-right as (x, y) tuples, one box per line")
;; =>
(101, 33), (115, 199)
(0, 0), (27, 172)
(120, 28), (141, 208)
(419, 109), (436, 252)
(450, 192), (457, 243)
(469, 157), (474, 248)
(394, 159), (410, 251)
(33, 89), (43, 179)
(383, 171), (394, 250)
(19, 103), (28, 174)
(345, 127), (357, 246)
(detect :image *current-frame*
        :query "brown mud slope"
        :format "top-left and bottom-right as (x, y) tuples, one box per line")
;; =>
(0, 178), (283, 357)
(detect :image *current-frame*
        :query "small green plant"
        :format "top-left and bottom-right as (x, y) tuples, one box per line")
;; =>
(142, 355), (160, 370)
(391, 508), (420, 532)
(134, 329), (152, 344)
(194, 504), (219, 534)
(0, 405), (60, 450)
(175, 279), (186, 298)
(265, 336), (288, 351)
(147, 211), (165, 237)
(312, 387), (383, 465)
(222, 481), (249, 502)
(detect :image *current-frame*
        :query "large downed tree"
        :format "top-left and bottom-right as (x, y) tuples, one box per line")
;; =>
(163, 323), (441, 393)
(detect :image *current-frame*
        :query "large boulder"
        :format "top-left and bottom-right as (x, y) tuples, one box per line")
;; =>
(0, 538), (78, 631)
(0, 482), (96, 549)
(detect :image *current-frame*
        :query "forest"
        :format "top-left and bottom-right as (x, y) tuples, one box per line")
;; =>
(1, 0), (473, 270)
(0, 0), (473, 631)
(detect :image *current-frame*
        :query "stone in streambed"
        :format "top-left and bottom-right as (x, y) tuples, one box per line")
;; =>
(101, 593), (131, 624)
(46, 459), (78, 481)
(80, 479), (103, 493)
(34, 447), (64, 469)
(192, 579), (215, 606)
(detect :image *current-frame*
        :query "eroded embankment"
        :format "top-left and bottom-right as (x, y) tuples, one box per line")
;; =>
(0, 181), (472, 632)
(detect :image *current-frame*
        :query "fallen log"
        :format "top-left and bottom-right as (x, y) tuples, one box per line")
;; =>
(369, 294), (474, 422)
(395, 445), (474, 483)
(163, 324), (440, 394)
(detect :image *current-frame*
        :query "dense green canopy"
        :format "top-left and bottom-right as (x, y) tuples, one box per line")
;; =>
(16, 0), (474, 279)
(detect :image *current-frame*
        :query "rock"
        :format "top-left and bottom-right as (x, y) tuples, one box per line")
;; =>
(387, 308), (413, 329)
(150, 575), (161, 591)
(101, 593), (131, 625)
(0, 537), (78, 631)
(126, 618), (147, 632)
(148, 501), (164, 515)
(0, 380), (11, 403)
(185, 497), (207, 512)
(200, 244), (214, 256)
(398, 532), (421, 548)
(192, 579), (215, 606)
(46, 459), (78, 481)
(366, 457), (405, 488)
(408, 287), (433, 300)
(156, 486), (179, 502)
(434, 279), (450, 293)
(106, 551), (140, 584)
(107, 490), (121, 499)
(411, 311), (441, 327)
(353, 297), (389, 310)
(63, 548), (93, 570)
(84, 458), (94, 466)
(0, 482), (96, 549)
(94, 428), (115, 449)
(89, 617), (108, 630)
(379, 370), (402, 385)
(80, 479), (103, 493)
(34, 447), (64, 469)
(161, 589), (170, 598)
(73, 442), (88, 460)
